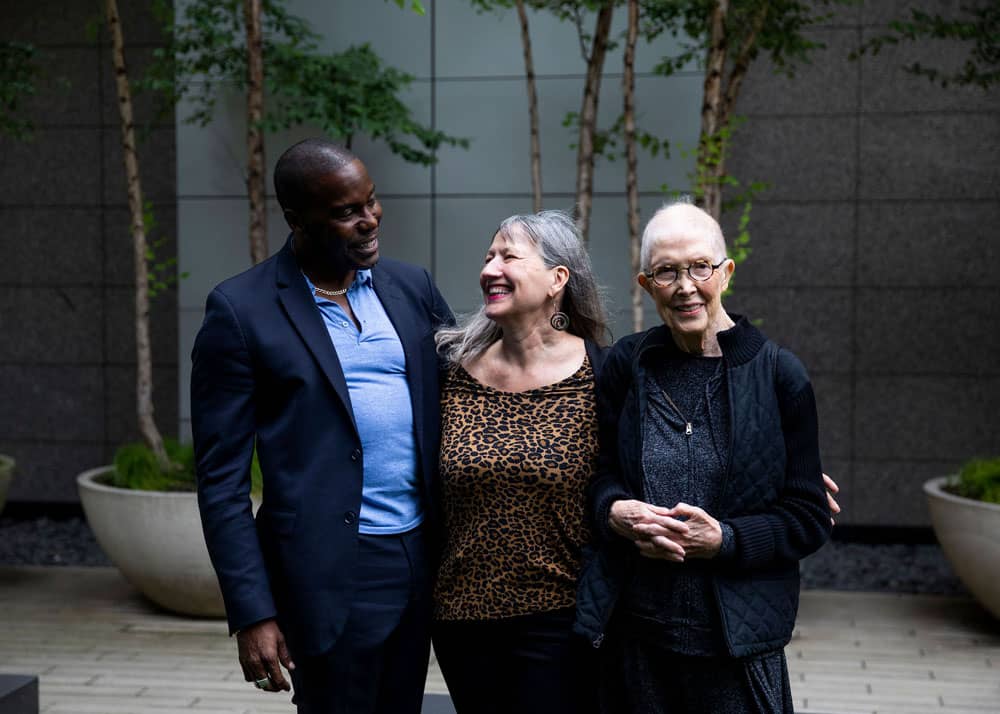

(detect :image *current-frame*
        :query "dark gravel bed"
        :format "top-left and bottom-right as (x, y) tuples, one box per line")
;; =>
(0, 516), (968, 596)
(0, 515), (111, 567)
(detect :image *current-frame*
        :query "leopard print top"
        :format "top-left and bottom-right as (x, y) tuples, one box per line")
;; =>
(433, 357), (598, 621)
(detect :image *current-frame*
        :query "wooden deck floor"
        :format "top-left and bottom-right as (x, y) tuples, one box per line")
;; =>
(0, 566), (997, 713)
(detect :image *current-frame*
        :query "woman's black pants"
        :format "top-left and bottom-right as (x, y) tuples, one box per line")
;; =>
(432, 607), (598, 714)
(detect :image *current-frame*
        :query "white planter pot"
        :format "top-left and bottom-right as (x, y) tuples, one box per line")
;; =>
(77, 466), (226, 617)
(924, 476), (1000, 620)
(0, 454), (14, 515)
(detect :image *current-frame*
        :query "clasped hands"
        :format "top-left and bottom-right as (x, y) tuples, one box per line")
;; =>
(609, 499), (721, 561)
(608, 474), (842, 562)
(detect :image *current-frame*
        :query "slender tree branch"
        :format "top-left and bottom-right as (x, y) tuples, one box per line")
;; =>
(105, 0), (170, 471)
(575, 2), (615, 243)
(244, 0), (268, 265)
(516, 0), (543, 213)
(722, 1), (769, 126)
(623, 0), (642, 331)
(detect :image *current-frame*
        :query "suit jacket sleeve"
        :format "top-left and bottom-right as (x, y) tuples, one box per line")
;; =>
(191, 287), (277, 634)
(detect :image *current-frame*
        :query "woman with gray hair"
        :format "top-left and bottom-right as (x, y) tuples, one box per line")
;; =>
(575, 201), (833, 713)
(432, 210), (607, 713)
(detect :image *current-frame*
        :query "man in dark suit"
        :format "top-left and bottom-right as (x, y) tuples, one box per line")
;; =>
(191, 138), (452, 713)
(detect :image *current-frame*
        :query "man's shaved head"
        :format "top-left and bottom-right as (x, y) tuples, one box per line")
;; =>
(274, 139), (358, 213)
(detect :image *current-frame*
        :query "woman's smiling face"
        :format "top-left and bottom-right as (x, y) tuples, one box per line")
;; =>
(639, 208), (733, 346)
(479, 227), (560, 327)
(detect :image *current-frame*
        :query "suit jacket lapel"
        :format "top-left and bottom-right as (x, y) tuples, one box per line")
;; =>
(274, 238), (357, 432)
(372, 265), (426, 453)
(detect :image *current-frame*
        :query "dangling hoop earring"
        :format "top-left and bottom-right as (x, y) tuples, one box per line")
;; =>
(550, 310), (569, 331)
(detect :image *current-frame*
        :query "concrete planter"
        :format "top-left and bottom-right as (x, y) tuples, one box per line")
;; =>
(77, 466), (225, 617)
(924, 476), (1000, 620)
(0, 455), (14, 516)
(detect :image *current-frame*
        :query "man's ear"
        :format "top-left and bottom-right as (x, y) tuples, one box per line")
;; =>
(283, 208), (301, 234)
(637, 272), (653, 294)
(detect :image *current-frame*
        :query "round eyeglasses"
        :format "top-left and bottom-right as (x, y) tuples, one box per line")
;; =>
(644, 259), (727, 287)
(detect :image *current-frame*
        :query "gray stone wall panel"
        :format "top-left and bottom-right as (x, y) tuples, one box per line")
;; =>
(855, 288), (1000, 375)
(857, 201), (1000, 287)
(854, 376), (1000, 461)
(810, 374), (853, 462)
(0, 130), (102, 206)
(736, 29), (860, 116)
(861, 29), (1000, 113)
(724, 287), (853, 374)
(0, 441), (106, 502)
(859, 114), (1000, 200)
(724, 201), (855, 288)
(727, 117), (857, 201)
(850, 461), (958, 526)
(0, 208), (103, 284)
(0, 287), (103, 364)
(20, 47), (102, 127)
(0, 366), (103, 441)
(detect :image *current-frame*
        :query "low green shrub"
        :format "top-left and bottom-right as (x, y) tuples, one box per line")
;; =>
(109, 439), (263, 496)
(953, 457), (1000, 505)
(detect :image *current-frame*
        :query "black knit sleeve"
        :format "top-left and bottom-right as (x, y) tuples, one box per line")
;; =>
(724, 348), (832, 569)
(587, 336), (637, 543)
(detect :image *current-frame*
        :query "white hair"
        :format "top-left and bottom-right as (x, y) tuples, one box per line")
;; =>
(639, 199), (727, 273)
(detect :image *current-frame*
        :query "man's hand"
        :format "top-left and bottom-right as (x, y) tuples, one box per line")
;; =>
(823, 472), (841, 525)
(238, 619), (295, 693)
(608, 499), (687, 562)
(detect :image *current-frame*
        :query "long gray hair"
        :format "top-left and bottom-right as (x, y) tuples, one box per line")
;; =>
(435, 210), (609, 366)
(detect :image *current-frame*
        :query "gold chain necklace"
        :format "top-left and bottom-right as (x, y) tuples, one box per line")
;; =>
(313, 285), (350, 297)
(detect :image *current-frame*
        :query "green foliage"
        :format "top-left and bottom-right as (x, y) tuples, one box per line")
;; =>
(641, 0), (853, 80)
(110, 439), (264, 497)
(264, 44), (467, 164)
(111, 439), (196, 492)
(952, 457), (1000, 504)
(562, 111), (670, 162)
(140, 0), (465, 165)
(142, 202), (188, 300)
(659, 118), (767, 292)
(853, 3), (999, 90)
(660, 119), (768, 247)
(0, 41), (40, 140)
(389, 0), (427, 14)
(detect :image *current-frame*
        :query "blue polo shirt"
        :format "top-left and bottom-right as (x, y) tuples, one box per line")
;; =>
(304, 270), (421, 535)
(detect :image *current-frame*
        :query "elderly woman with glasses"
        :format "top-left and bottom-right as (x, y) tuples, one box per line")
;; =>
(575, 201), (833, 714)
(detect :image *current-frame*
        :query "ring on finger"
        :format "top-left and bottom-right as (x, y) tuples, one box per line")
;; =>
(253, 676), (271, 690)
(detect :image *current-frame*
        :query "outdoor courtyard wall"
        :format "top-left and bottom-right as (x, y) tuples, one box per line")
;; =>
(1, 1), (996, 528)
(1, 1), (178, 503)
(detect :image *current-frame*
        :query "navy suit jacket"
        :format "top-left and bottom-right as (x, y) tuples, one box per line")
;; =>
(190, 238), (452, 656)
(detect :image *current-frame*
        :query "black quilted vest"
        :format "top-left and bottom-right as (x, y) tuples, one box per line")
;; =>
(575, 318), (800, 657)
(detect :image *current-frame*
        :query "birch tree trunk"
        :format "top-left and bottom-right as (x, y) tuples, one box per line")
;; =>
(697, 0), (729, 221)
(574, 2), (614, 244)
(105, 0), (170, 470)
(244, 0), (268, 264)
(623, 0), (642, 332)
(515, 0), (543, 213)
